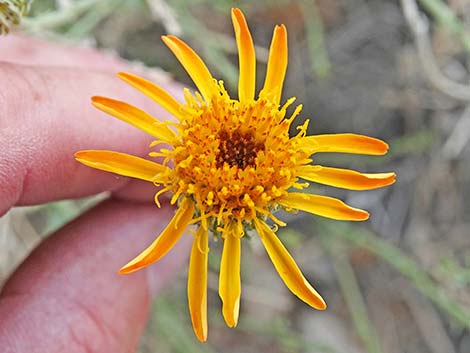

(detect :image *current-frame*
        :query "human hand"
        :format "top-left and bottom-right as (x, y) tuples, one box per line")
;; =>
(0, 35), (189, 353)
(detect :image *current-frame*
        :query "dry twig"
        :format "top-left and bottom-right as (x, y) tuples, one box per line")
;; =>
(401, 0), (470, 101)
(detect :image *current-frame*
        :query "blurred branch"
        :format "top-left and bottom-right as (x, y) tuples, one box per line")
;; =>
(65, 0), (122, 39)
(320, 221), (470, 329)
(417, 0), (470, 52)
(21, 0), (98, 30)
(56, 0), (72, 9)
(300, 0), (332, 78)
(322, 236), (383, 353)
(441, 105), (470, 159)
(401, 0), (470, 101)
(146, 0), (182, 35)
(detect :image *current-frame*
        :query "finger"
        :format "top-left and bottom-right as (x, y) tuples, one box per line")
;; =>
(0, 34), (127, 70)
(0, 63), (182, 216)
(0, 199), (190, 353)
(111, 178), (159, 203)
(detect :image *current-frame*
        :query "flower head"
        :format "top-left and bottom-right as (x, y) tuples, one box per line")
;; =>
(75, 8), (395, 342)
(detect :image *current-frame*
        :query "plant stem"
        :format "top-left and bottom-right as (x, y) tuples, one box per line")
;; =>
(322, 235), (383, 353)
(319, 221), (470, 329)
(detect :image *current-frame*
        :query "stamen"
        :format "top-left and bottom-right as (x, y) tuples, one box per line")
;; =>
(216, 129), (264, 169)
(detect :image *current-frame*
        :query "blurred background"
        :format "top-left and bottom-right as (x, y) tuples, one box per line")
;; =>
(1, 0), (470, 352)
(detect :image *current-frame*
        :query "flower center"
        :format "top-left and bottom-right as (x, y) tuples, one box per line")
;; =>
(159, 89), (307, 229)
(216, 129), (264, 170)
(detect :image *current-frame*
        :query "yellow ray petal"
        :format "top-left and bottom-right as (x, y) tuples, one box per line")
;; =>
(117, 72), (185, 121)
(303, 133), (389, 155)
(219, 225), (241, 327)
(188, 227), (209, 342)
(231, 8), (256, 103)
(260, 24), (288, 105)
(119, 198), (194, 274)
(254, 219), (326, 310)
(91, 96), (176, 142)
(278, 192), (369, 221)
(162, 35), (218, 101)
(297, 165), (396, 190)
(75, 150), (168, 182)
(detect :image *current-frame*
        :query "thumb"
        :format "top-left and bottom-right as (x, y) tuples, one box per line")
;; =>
(0, 199), (190, 353)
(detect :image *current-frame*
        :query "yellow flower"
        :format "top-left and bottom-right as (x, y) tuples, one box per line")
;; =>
(75, 8), (395, 342)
